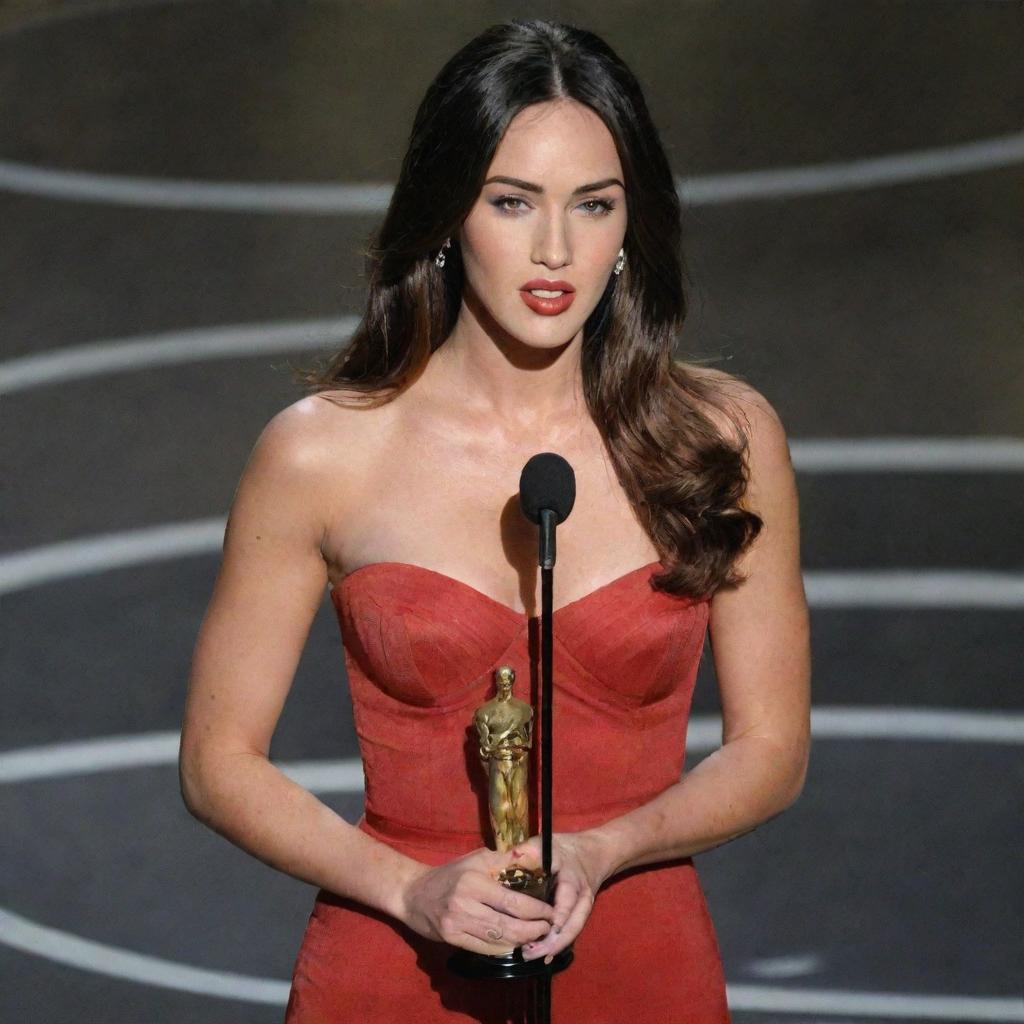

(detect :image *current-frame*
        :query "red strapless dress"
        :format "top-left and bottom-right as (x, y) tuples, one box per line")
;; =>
(285, 560), (731, 1023)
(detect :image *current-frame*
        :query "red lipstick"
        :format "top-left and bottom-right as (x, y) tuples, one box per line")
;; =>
(519, 279), (576, 316)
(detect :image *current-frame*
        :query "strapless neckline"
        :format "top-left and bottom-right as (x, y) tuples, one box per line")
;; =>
(331, 558), (669, 621)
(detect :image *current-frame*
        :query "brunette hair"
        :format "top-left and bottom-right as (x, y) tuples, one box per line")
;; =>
(293, 18), (762, 599)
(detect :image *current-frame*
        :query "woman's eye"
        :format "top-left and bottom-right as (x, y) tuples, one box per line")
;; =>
(493, 196), (527, 213)
(580, 198), (615, 216)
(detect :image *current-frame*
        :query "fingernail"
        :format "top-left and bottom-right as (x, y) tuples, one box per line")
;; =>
(544, 954), (554, 965)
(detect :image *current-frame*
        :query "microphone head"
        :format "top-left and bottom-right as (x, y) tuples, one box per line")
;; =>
(519, 453), (576, 525)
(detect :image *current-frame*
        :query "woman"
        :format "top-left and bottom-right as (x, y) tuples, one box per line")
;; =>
(179, 17), (810, 1024)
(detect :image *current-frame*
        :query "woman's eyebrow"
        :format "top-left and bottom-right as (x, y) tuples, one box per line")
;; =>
(483, 175), (624, 194)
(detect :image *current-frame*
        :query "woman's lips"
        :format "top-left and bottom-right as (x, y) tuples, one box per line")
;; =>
(519, 289), (576, 315)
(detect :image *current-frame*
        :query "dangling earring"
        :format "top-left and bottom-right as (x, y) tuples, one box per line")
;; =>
(435, 237), (452, 268)
(613, 247), (625, 276)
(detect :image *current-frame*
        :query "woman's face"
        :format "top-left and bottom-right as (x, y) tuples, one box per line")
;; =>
(457, 98), (627, 352)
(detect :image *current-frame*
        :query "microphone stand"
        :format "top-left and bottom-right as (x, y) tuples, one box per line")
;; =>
(525, 458), (577, 1023)
(538, 508), (556, 891)
(449, 454), (573, 1021)
(531, 508), (557, 1024)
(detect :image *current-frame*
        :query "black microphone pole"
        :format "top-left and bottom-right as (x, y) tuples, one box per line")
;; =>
(539, 506), (557, 884)
(519, 453), (577, 1024)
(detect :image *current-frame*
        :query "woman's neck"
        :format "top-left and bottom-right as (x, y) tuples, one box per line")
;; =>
(430, 320), (587, 434)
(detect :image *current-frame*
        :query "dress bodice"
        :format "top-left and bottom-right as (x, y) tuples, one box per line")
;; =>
(330, 560), (711, 856)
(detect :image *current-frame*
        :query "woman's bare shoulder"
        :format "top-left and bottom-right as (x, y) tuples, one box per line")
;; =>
(258, 389), (395, 461)
(237, 391), (398, 526)
(677, 364), (795, 532)
(678, 361), (786, 449)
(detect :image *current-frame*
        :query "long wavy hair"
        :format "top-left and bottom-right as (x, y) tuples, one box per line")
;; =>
(293, 18), (762, 599)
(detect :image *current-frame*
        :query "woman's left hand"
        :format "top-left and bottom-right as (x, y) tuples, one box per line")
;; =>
(498, 830), (613, 964)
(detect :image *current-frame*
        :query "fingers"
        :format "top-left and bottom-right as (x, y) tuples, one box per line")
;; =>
(521, 876), (593, 963)
(439, 875), (551, 951)
(548, 872), (578, 934)
(469, 910), (551, 949)
(442, 904), (551, 956)
(477, 877), (555, 924)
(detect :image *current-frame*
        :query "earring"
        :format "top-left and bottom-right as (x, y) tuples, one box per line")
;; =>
(613, 247), (625, 276)
(435, 237), (452, 268)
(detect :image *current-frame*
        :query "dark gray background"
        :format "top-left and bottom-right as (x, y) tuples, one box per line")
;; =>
(2, 1), (1022, 1021)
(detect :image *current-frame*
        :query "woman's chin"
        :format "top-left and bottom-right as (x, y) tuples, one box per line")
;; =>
(500, 330), (580, 360)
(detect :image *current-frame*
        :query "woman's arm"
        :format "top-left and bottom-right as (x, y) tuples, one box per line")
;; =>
(183, 398), (571, 954)
(178, 398), (424, 921)
(585, 383), (812, 880)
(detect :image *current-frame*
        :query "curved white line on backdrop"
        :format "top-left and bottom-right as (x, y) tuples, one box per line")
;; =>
(1, 129), (1022, 212)
(0, 734), (371, 785)
(789, 437), (1024, 473)
(729, 986), (1024, 1022)
(0, 318), (356, 393)
(747, 952), (824, 980)
(2, 520), (1023, 606)
(0, 907), (289, 1004)
(680, 128), (1024, 205)
(0, 159), (393, 212)
(807, 571), (1024, 609)
(2, 707), (1023, 784)
(2, 324), (1023, 473)
(0, 903), (1021, 1020)
(0, 520), (226, 595)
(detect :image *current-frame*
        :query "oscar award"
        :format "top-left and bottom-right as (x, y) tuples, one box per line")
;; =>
(447, 664), (574, 980)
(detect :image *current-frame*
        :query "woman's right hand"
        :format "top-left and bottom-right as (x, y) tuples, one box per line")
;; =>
(399, 847), (556, 956)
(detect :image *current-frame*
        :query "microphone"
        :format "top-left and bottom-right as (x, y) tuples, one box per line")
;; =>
(519, 453), (576, 568)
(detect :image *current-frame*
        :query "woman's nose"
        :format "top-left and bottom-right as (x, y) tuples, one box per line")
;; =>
(532, 215), (571, 269)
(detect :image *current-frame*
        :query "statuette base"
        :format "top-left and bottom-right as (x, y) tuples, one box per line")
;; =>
(447, 945), (574, 980)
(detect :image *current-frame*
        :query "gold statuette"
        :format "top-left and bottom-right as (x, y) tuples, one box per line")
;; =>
(448, 663), (572, 979)
(474, 665), (548, 900)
